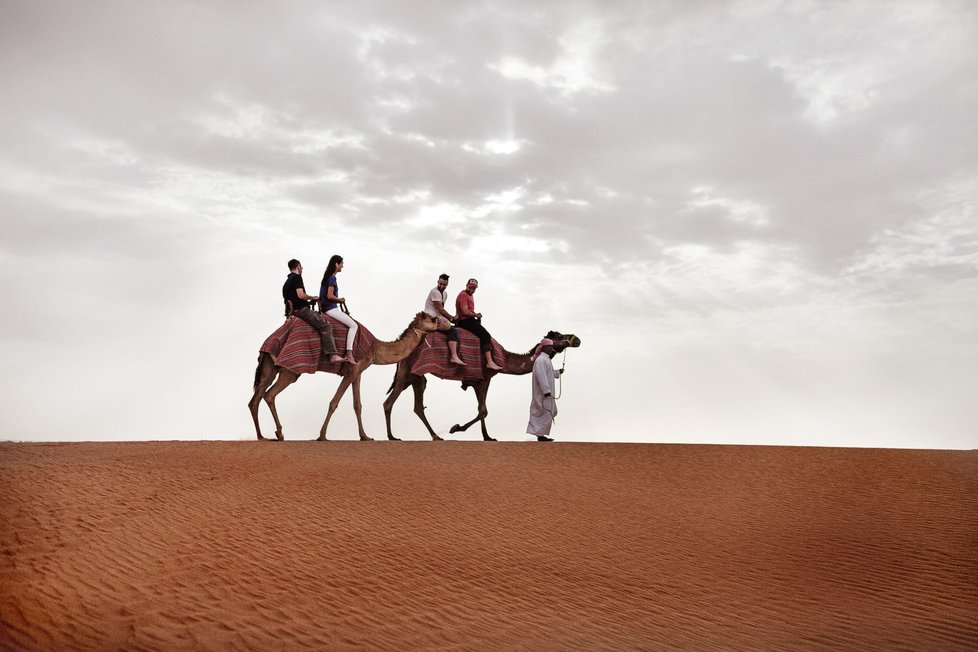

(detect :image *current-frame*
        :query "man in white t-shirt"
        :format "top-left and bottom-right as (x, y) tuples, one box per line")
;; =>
(425, 273), (465, 365)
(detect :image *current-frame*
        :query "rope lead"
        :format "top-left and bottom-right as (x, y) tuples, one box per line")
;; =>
(554, 349), (567, 400)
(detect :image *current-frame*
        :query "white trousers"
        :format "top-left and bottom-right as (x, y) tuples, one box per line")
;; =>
(325, 308), (358, 352)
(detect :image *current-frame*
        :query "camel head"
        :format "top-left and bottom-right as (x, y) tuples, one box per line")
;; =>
(411, 311), (442, 333)
(546, 330), (581, 352)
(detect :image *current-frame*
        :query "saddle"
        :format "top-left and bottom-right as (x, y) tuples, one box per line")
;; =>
(407, 329), (505, 382)
(260, 316), (375, 376)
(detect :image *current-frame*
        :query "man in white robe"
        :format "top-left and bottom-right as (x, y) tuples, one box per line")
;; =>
(526, 338), (563, 441)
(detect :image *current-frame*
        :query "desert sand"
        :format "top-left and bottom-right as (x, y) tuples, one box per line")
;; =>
(1, 441), (976, 650)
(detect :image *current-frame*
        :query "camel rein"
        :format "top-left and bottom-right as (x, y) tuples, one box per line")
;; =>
(554, 348), (567, 400)
(413, 328), (432, 347)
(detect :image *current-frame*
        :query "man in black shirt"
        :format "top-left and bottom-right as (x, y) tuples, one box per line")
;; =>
(283, 259), (339, 358)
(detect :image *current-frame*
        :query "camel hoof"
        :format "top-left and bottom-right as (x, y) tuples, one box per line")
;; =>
(359, 436), (374, 441)
(449, 424), (462, 434)
(432, 434), (443, 441)
(275, 431), (284, 441)
(387, 435), (401, 441)
(316, 435), (328, 441)
(483, 436), (497, 442)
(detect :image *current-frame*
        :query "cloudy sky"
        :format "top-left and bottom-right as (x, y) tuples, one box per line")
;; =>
(1, 0), (975, 448)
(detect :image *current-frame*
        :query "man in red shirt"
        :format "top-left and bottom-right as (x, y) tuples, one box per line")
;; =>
(455, 278), (503, 371)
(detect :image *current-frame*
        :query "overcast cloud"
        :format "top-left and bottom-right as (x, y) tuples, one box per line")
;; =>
(1, 0), (975, 447)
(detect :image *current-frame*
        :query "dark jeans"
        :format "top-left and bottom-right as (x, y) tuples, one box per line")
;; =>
(294, 307), (338, 355)
(456, 318), (491, 351)
(442, 325), (459, 341)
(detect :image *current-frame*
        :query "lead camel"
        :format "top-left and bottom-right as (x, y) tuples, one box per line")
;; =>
(383, 330), (581, 441)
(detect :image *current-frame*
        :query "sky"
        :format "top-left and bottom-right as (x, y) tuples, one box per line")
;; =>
(1, 0), (975, 448)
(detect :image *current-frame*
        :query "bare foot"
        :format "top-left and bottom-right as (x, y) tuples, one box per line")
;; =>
(345, 355), (358, 365)
(450, 357), (465, 365)
(486, 363), (503, 371)
(329, 354), (345, 363)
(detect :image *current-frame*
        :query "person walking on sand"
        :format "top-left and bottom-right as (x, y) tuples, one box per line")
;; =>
(282, 258), (338, 358)
(455, 278), (503, 371)
(320, 254), (358, 365)
(527, 337), (563, 442)
(424, 273), (465, 366)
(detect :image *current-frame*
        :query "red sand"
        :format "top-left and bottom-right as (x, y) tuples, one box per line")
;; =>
(1, 442), (976, 650)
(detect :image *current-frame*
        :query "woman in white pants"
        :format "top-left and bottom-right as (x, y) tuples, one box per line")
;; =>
(319, 254), (358, 365)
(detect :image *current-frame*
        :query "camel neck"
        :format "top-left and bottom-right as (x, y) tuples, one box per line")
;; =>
(370, 327), (426, 366)
(501, 349), (534, 375)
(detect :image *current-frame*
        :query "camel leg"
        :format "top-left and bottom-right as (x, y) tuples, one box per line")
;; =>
(383, 366), (411, 441)
(351, 373), (370, 441)
(410, 375), (442, 441)
(474, 380), (495, 441)
(318, 369), (374, 441)
(248, 354), (277, 440)
(263, 369), (300, 441)
(448, 379), (495, 441)
(318, 375), (352, 441)
(448, 416), (480, 434)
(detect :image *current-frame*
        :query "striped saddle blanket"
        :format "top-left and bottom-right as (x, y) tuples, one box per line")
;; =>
(408, 329), (505, 382)
(259, 316), (375, 376)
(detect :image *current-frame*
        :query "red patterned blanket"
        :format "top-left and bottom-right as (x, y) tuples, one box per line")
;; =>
(407, 329), (506, 382)
(259, 315), (376, 376)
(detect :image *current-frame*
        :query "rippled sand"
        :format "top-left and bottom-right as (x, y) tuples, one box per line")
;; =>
(1, 442), (976, 650)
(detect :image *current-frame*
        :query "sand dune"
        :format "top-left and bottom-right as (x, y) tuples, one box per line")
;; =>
(1, 442), (976, 650)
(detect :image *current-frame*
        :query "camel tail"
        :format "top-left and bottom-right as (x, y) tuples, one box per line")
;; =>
(253, 353), (265, 390)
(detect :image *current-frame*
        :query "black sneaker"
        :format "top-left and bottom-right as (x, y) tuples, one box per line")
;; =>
(537, 436), (554, 442)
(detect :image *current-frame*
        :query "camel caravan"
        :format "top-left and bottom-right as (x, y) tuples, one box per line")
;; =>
(249, 257), (581, 441)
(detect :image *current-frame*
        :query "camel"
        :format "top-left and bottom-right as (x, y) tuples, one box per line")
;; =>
(383, 330), (581, 441)
(249, 311), (440, 441)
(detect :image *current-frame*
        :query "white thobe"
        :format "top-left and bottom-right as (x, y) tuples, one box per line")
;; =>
(526, 354), (560, 436)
